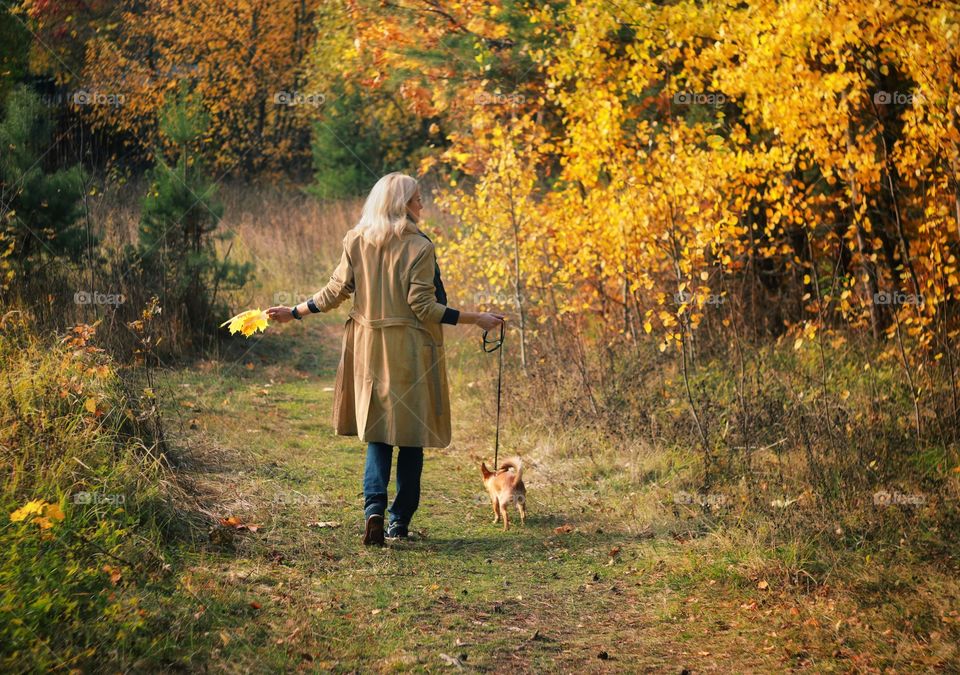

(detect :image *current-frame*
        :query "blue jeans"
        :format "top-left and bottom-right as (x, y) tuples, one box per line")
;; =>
(362, 442), (423, 528)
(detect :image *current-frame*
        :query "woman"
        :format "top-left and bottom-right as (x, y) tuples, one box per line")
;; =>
(267, 173), (505, 546)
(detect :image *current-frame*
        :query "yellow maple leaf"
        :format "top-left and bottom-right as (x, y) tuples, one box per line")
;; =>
(219, 309), (269, 337)
(11, 499), (47, 522)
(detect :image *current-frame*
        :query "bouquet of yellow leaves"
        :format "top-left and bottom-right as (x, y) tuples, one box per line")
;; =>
(220, 308), (270, 337)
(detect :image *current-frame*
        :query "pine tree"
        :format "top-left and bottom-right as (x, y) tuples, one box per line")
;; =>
(0, 85), (89, 282)
(307, 85), (389, 200)
(306, 82), (433, 200)
(137, 84), (253, 341)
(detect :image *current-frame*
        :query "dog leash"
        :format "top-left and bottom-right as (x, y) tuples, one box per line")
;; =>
(482, 321), (505, 470)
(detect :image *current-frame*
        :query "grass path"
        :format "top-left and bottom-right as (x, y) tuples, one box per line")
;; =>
(148, 318), (895, 673)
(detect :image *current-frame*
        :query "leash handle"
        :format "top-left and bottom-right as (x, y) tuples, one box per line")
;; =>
(482, 321), (504, 352)
(482, 321), (505, 469)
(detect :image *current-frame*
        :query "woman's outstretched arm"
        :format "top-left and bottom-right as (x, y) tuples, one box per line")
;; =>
(267, 239), (354, 323)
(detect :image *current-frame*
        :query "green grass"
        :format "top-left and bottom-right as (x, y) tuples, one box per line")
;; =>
(6, 306), (958, 671)
(121, 316), (956, 672)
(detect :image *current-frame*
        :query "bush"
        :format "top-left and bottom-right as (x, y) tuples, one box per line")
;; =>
(0, 308), (177, 670)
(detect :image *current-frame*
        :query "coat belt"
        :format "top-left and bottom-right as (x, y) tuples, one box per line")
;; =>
(347, 309), (444, 418)
(348, 310), (423, 331)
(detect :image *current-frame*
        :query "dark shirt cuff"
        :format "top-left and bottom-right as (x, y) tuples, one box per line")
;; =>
(440, 307), (459, 325)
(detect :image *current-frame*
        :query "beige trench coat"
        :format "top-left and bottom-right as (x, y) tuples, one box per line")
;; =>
(311, 226), (453, 448)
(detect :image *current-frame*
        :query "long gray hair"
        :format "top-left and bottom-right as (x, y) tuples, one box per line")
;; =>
(353, 172), (420, 246)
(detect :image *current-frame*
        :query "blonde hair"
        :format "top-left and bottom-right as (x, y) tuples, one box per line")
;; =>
(353, 172), (420, 246)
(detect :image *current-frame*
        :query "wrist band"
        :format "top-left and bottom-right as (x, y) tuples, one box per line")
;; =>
(291, 306), (302, 320)
(307, 298), (320, 313)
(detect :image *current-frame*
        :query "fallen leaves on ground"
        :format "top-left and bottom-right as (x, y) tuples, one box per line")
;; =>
(219, 516), (261, 532)
(10, 499), (65, 529)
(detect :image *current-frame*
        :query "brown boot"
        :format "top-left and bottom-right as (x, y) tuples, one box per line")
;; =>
(362, 514), (385, 546)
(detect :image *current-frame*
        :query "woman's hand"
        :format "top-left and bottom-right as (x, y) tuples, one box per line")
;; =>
(266, 306), (296, 323)
(474, 312), (506, 331)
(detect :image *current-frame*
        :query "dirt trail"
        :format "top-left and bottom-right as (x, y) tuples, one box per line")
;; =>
(154, 322), (818, 672)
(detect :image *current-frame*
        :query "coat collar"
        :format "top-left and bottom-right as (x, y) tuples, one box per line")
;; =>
(406, 214), (431, 242)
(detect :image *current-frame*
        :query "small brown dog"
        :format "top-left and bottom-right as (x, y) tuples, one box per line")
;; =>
(480, 457), (526, 530)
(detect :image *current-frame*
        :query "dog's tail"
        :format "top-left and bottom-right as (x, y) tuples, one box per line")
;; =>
(498, 456), (523, 486)
(480, 462), (494, 480)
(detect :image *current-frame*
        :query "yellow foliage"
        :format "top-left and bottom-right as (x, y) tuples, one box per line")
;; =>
(337, 0), (960, 352)
(79, 0), (325, 173)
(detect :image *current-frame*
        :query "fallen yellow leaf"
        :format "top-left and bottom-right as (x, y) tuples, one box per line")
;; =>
(10, 499), (46, 522)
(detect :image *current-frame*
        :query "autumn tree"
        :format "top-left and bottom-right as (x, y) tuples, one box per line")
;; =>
(77, 0), (323, 174)
(335, 0), (960, 449)
(135, 86), (253, 344)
